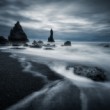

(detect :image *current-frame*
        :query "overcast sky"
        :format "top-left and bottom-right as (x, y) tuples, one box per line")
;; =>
(0, 0), (110, 41)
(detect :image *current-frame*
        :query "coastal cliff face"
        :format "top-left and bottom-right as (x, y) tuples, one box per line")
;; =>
(48, 29), (55, 42)
(8, 21), (29, 43)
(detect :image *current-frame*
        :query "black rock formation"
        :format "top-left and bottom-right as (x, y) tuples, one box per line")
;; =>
(48, 29), (55, 42)
(8, 21), (29, 43)
(30, 40), (42, 48)
(38, 40), (43, 44)
(67, 65), (106, 82)
(0, 36), (8, 45)
(64, 41), (71, 46)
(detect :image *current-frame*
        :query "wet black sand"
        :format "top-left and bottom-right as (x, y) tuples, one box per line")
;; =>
(0, 51), (63, 110)
(1, 50), (110, 110)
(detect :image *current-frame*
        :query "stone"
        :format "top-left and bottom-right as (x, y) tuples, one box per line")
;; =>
(8, 21), (29, 43)
(30, 40), (42, 48)
(67, 65), (106, 81)
(38, 40), (43, 44)
(48, 29), (55, 42)
(64, 41), (71, 46)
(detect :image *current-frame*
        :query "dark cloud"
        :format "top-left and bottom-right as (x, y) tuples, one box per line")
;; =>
(0, 0), (110, 41)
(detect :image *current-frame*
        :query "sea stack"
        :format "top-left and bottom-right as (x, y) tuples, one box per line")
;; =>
(8, 21), (29, 44)
(48, 29), (55, 42)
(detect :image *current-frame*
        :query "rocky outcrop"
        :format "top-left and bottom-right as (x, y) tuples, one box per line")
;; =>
(48, 29), (55, 42)
(0, 36), (8, 45)
(64, 41), (71, 46)
(38, 40), (43, 44)
(8, 21), (29, 43)
(30, 40), (42, 48)
(67, 65), (106, 82)
(38, 40), (44, 46)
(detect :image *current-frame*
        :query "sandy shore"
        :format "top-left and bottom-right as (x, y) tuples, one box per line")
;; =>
(1, 47), (110, 110)
(0, 51), (63, 110)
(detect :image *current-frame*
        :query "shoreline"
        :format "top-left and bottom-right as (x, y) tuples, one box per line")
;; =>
(0, 51), (63, 110)
(1, 43), (110, 110)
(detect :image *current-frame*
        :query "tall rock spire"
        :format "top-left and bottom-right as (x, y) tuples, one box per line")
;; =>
(8, 21), (29, 43)
(48, 29), (55, 42)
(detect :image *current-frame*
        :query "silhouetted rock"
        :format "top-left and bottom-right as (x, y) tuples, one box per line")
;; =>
(30, 40), (42, 48)
(64, 41), (71, 46)
(38, 40), (43, 44)
(0, 36), (8, 45)
(48, 29), (55, 42)
(8, 21), (29, 43)
(32, 40), (37, 45)
(67, 65), (106, 82)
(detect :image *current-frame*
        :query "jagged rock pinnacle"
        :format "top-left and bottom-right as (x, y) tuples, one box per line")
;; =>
(8, 21), (29, 43)
(48, 29), (55, 42)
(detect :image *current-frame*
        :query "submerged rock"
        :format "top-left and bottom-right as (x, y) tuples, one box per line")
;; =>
(8, 21), (29, 43)
(48, 29), (55, 42)
(64, 41), (71, 46)
(67, 65), (106, 82)
(0, 36), (8, 45)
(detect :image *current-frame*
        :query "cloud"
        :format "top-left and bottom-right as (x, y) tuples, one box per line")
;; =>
(0, 0), (110, 41)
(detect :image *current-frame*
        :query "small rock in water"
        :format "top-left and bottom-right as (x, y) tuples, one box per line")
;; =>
(38, 40), (44, 45)
(67, 65), (106, 82)
(64, 41), (71, 46)
(30, 40), (42, 48)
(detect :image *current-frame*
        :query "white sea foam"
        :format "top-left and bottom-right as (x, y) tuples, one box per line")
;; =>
(2, 42), (110, 110)
(1, 42), (110, 85)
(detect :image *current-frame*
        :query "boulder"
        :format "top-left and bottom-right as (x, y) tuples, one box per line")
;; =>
(67, 65), (106, 81)
(64, 41), (71, 46)
(38, 40), (43, 44)
(8, 21), (29, 43)
(32, 40), (37, 45)
(37, 40), (44, 46)
(30, 40), (42, 48)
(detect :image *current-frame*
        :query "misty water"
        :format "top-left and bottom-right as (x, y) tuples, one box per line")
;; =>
(1, 42), (110, 110)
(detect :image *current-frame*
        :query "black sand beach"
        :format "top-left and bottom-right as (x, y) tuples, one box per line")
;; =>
(1, 46), (110, 110)
(0, 51), (63, 110)
(0, 50), (82, 110)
